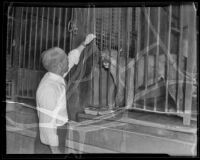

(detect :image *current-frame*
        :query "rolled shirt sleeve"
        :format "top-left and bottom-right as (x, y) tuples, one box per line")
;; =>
(37, 86), (59, 146)
(68, 49), (81, 71)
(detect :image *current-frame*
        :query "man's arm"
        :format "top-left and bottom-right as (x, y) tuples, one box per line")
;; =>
(63, 34), (96, 77)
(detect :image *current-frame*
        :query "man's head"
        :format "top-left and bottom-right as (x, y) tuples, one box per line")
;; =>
(41, 47), (68, 76)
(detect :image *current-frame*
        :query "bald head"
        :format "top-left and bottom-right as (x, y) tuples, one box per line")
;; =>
(41, 47), (67, 73)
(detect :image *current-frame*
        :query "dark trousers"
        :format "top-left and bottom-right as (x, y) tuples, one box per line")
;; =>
(34, 123), (69, 154)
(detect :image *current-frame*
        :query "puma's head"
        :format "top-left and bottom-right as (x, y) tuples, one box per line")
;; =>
(100, 49), (126, 71)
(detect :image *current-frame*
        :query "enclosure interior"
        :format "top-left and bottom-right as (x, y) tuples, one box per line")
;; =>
(6, 6), (197, 126)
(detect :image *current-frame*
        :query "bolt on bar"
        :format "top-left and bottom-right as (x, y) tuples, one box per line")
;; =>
(144, 7), (150, 110)
(134, 7), (141, 108)
(34, 7), (39, 70)
(165, 6), (172, 112)
(153, 7), (161, 111)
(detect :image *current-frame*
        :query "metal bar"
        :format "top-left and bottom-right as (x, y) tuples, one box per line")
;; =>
(28, 7), (33, 69)
(106, 8), (112, 107)
(92, 6), (96, 105)
(125, 8), (131, 106)
(9, 6), (14, 67)
(153, 7), (161, 111)
(165, 6), (172, 112)
(23, 7), (28, 68)
(27, 7), (34, 97)
(144, 7), (150, 110)
(134, 7), (141, 108)
(52, 8), (56, 47)
(19, 7), (24, 68)
(57, 8), (62, 47)
(45, 8), (50, 49)
(99, 8), (103, 106)
(39, 7), (44, 69)
(183, 4), (196, 125)
(69, 8), (74, 51)
(22, 7), (29, 97)
(34, 7), (39, 70)
(6, 7), (10, 66)
(176, 5), (183, 113)
(116, 8), (121, 108)
(63, 8), (68, 51)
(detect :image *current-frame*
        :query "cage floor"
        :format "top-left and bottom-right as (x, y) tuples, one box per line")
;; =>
(78, 108), (197, 132)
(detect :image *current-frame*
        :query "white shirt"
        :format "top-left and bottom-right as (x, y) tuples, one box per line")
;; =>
(36, 49), (80, 146)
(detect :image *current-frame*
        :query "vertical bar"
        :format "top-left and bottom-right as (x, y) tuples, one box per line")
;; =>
(106, 8), (112, 107)
(165, 6), (172, 112)
(27, 7), (34, 97)
(57, 8), (62, 47)
(153, 7), (161, 111)
(99, 8), (103, 106)
(176, 5), (183, 113)
(6, 6), (10, 66)
(134, 7), (141, 108)
(22, 7), (29, 97)
(45, 8), (50, 49)
(34, 7), (39, 70)
(144, 7), (150, 110)
(18, 7), (24, 68)
(28, 7), (33, 69)
(39, 7), (44, 69)
(23, 7), (28, 68)
(9, 6), (14, 67)
(183, 4), (196, 125)
(92, 6), (96, 105)
(116, 8), (121, 107)
(125, 8), (131, 106)
(52, 8), (56, 47)
(63, 8), (68, 51)
(69, 8), (74, 51)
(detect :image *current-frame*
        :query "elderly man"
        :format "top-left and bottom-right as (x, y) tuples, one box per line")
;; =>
(35, 34), (96, 154)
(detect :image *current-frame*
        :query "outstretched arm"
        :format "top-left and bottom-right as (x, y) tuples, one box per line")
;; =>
(63, 34), (96, 78)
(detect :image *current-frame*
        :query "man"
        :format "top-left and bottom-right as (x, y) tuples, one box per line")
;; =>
(35, 34), (96, 154)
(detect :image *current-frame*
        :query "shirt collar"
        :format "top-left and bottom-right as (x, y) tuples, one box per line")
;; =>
(47, 72), (66, 86)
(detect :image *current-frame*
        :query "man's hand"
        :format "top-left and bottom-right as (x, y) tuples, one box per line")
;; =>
(84, 34), (96, 45)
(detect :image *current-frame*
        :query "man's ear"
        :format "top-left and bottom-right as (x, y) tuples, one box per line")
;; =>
(57, 63), (63, 72)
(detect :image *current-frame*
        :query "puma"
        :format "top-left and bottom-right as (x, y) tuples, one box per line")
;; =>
(100, 49), (194, 112)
